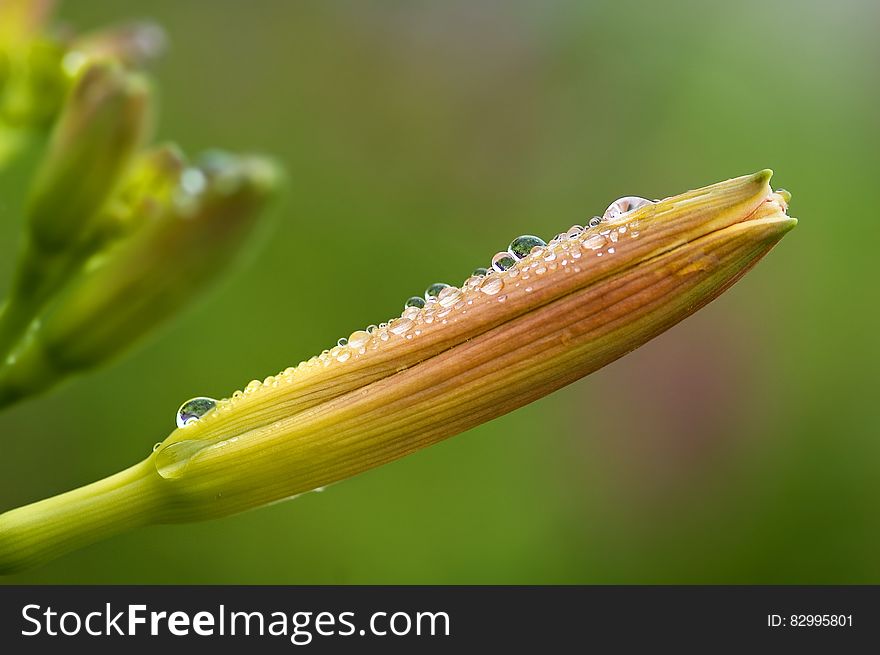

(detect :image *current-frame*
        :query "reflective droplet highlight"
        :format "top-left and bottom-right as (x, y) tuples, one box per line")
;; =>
(588, 216), (602, 227)
(176, 397), (217, 428)
(602, 196), (653, 221)
(347, 330), (370, 349)
(491, 252), (517, 272)
(478, 276), (504, 296)
(405, 296), (426, 309)
(437, 286), (463, 308)
(508, 235), (546, 259)
(425, 283), (450, 300)
(472, 267), (490, 277)
(390, 317), (414, 335)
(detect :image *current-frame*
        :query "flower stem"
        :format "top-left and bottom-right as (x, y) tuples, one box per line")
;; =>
(0, 459), (165, 573)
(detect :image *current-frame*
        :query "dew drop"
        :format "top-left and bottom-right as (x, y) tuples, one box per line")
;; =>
(584, 234), (607, 250)
(478, 276), (504, 296)
(472, 267), (490, 277)
(176, 397), (217, 428)
(390, 317), (414, 335)
(337, 337), (348, 347)
(508, 235), (546, 259)
(437, 286), (463, 308)
(348, 330), (370, 349)
(566, 225), (584, 238)
(588, 216), (602, 228)
(491, 252), (517, 271)
(404, 296), (426, 309)
(602, 196), (653, 221)
(425, 283), (450, 300)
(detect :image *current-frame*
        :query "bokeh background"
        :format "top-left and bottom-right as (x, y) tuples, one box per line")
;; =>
(1, 0), (878, 583)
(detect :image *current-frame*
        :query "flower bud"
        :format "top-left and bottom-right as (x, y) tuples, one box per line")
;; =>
(0, 171), (795, 572)
(0, 152), (280, 405)
(25, 61), (152, 252)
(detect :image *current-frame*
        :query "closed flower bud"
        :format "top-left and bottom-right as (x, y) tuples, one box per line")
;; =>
(0, 152), (280, 405)
(0, 170), (796, 571)
(26, 61), (152, 252)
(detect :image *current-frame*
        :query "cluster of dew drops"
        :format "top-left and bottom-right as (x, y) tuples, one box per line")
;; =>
(172, 196), (654, 430)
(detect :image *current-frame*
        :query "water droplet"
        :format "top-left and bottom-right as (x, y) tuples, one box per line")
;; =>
(525, 286), (533, 293)
(390, 317), (414, 335)
(405, 296), (426, 309)
(508, 235), (546, 259)
(584, 234), (607, 250)
(602, 196), (653, 220)
(348, 330), (370, 349)
(588, 216), (602, 227)
(491, 252), (517, 271)
(432, 286), (458, 307)
(478, 276), (504, 296)
(153, 442), (163, 452)
(566, 225), (584, 238)
(425, 283), (450, 300)
(176, 397), (217, 428)
(336, 350), (351, 363)
(472, 267), (490, 276)
(366, 324), (378, 333)
(337, 337), (348, 347)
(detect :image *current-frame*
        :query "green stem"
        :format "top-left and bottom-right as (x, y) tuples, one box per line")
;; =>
(0, 240), (76, 343)
(0, 459), (165, 573)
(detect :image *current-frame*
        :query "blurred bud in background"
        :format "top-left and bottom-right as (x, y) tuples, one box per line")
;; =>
(0, 61), (152, 356)
(25, 61), (151, 252)
(0, 152), (281, 406)
(0, 1), (164, 168)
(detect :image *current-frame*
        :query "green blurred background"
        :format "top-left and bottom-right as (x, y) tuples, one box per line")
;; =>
(1, 0), (878, 583)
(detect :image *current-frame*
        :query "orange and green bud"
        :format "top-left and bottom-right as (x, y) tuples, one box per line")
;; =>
(0, 170), (795, 572)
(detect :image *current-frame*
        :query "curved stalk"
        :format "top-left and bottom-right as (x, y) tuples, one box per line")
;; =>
(0, 460), (164, 573)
